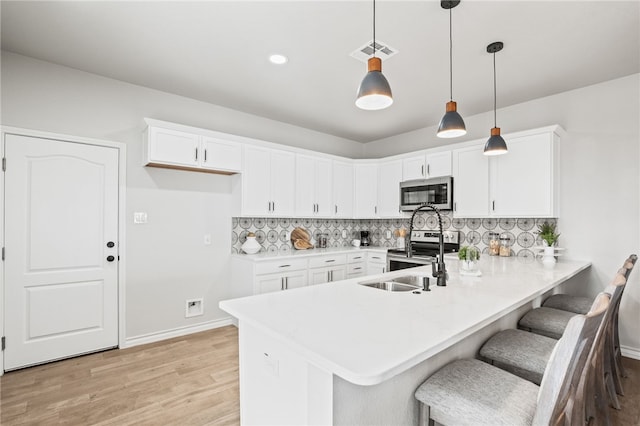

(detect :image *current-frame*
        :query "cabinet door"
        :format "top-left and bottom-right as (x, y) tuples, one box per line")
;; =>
(425, 151), (452, 178)
(256, 274), (285, 294)
(452, 144), (490, 217)
(333, 161), (354, 218)
(315, 158), (333, 216)
(284, 270), (308, 290)
(309, 267), (331, 285)
(201, 137), (242, 172)
(377, 160), (403, 217)
(295, 155), (316, 216)
(492, 133), (554, 217)
(367, 253), (387, 275)
(270, 150), (296, 216)
(148, 127), (200, 167)
(354, 164), (378, 217)
(330, 267), (347, 282)
(402, 156), (426, 181)
(242, 146), (272, 216)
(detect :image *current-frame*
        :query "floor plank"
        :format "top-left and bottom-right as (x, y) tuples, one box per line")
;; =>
(1, 325), (639, 425)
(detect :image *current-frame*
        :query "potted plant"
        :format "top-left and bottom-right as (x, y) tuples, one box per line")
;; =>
(537, 222), (560, 247)
(537, 222), (560, 264)
(458, 246), (480, 272)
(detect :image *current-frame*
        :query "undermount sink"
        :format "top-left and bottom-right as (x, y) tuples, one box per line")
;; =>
(358, 275), (424, 292)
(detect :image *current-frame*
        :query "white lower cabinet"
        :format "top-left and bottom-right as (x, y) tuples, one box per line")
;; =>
(257, 270), (308, 294)
(308, 254), (347, 285)
(254, 258), (309, 294)
(231, 250), (387, 297)
(367, 252), (387, 275)
(346, 252), (366, 278)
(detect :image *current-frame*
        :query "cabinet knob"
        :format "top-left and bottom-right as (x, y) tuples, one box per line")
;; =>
(106, 255), (115, 262)
(106, 241), (115, 248)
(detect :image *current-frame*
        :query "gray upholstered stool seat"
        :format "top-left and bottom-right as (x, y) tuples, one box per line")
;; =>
(518, 306), (575, 339)
(414, 358), (539, 426)
(542, 294), (591, 314)
(479, 329), (557, 385)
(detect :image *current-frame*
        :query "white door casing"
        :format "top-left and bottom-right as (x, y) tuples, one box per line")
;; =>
(4, 133), (121, 371)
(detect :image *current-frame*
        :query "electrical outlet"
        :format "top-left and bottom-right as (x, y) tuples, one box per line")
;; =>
(185, 298), (204, 318)
(133, 212), (148, 224)
(341, 230), (347, 238)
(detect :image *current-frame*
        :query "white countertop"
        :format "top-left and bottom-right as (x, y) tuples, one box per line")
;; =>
(232, 245), (388, 261)
(220, 256), (590, 386)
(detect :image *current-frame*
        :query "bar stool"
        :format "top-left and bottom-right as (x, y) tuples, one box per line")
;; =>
(480, 273), (625, 425)
(517, 255), (636, 399)
(414, 293), (609, 426)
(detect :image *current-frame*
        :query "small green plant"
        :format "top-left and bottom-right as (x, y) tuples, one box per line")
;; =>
(458, 246), (480, 261)
(537, 222), (560, 246)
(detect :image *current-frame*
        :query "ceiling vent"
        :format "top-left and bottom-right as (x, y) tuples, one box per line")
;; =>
(350, 40), (398, 63)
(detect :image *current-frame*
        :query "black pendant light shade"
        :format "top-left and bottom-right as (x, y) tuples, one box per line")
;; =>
(356, 57), (393, 110)
(484, 41), (508, 156)
(484, 127), (508, 155)
(437, 0), (466, 138)
(356, 0), (393, 110)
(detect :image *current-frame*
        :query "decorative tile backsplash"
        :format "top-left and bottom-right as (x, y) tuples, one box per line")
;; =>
(231, 214), (557, 260)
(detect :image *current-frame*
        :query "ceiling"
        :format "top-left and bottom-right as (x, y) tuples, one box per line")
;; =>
(1, 1), (639, 143)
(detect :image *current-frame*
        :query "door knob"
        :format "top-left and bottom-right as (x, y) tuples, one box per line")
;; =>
(106, 241), (115, 248)
(106, 255), (115, 262)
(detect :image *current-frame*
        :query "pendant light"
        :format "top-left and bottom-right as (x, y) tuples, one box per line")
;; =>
(437, 0), (466, 138)
(356, 0), (393, 110)
(484, 41), (508, 156)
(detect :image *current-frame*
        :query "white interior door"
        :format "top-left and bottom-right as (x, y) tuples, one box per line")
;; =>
(4, 134), (119, 370)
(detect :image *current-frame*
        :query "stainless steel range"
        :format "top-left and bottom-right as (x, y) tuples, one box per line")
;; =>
(387, 230), (460, 272)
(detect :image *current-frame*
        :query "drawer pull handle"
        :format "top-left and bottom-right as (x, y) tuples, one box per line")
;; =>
(354, 267), (362, 270)
(279, 264), (291, 268)
(325, 259), (335, 263)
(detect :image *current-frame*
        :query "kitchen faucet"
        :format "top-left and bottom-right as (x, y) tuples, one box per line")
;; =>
(408, 203), (447, 286)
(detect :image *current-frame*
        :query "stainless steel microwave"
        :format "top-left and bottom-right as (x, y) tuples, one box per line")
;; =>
(399, 176), (453, 211)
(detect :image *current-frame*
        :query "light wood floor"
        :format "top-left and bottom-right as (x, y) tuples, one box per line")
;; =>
(1, 326), (639, 425)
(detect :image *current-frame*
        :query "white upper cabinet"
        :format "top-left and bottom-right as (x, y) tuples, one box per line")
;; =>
(144, 124), (241, 174)
(145, 127), (200, 168)
(490, 131), (558, 217)
(354, 163), (378, 218)
(201, 136), (242, 173)
(453, 126), (561, 218)
(402, 151), (452, 181)
(452, 143), (490, 217)
(242, 146), (295, 216)
(377, 160), (403, 217)
(295, 155), (333, 217)
(333, 161), (354, 218)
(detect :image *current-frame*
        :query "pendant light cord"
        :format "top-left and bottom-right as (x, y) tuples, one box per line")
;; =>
(493, 52), (497, 127)
(372, 0), (376, 56)
(449, 8), (453, 101)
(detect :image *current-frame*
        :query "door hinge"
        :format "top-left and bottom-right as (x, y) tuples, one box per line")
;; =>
(1, 336), (5, 351)
(2, 157), (6, 172)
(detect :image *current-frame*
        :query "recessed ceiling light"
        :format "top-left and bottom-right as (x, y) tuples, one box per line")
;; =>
(269, 54), (288, 65)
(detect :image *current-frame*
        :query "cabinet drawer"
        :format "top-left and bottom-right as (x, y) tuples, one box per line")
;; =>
(255, 258), (308, 275)
(308, 254), (347, 269)
(347, 263), (365, 275)
(347, 252), (366, 263)
(367, 253), (386, 264)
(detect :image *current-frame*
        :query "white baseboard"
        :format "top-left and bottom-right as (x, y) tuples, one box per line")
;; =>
(621, 345), (640, 360)
(123, 317), (234, 349)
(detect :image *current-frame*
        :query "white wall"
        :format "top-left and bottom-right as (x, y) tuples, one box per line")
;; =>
(365, 74), (640, 356)
(0, 51), (364, 342)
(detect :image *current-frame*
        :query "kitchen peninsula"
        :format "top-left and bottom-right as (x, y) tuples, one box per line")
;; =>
(220, 256), (590, 425)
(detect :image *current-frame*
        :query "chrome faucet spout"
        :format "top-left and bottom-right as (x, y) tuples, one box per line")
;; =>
(408, 203), (447, 286)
